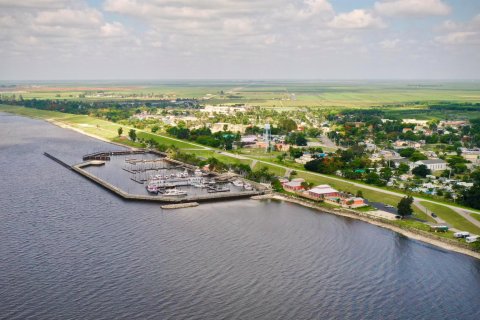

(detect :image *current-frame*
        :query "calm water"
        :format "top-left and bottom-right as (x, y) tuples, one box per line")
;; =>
(1, 113), (479, 320)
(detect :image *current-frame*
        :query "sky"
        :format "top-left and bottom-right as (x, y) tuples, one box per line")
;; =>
(0, 0), (479, 80)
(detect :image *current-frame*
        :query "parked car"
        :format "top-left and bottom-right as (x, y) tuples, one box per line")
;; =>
(385, 205), (394, 209)
(431, 213), (437, 218)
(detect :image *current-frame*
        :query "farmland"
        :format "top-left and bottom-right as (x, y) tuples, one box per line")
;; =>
(2, 80), (480, 109)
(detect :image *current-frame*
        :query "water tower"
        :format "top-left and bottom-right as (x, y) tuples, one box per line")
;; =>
(264, 123), (271, 152)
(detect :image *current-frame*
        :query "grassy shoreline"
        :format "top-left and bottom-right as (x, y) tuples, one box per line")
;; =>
(2, 105), (479, 234)
(2, 105), (479, 257)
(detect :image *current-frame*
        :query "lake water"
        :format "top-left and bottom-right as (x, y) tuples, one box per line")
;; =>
(1, 113), (479, 320)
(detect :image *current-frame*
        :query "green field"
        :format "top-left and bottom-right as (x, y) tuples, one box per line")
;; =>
(2, 80), (480, 108)
(420, 201), (480, 235)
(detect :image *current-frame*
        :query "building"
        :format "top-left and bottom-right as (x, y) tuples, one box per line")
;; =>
(210, 123), (248, 134)
(306, 185), (340, 200)
(402, 119), (428, 126)
(200, 105), (247, 115)
(391, 158), (412, 168)
(460, 148), (480, 165)
(295, 154), (314, 164)
(414, 159), (448, 172)
(282, 178), (305, 191)
(342, 197), (366, 208)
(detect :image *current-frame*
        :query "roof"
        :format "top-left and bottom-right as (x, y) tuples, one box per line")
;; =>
(417, 159), (447, 165)
(284, 180), (303, 187)
(309, 185), (339, 195)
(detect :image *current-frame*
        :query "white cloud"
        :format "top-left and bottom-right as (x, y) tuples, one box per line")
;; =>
(380, 38), (400, 49)
(436, 31), (478, 45)
(35, 8), (103, 27)
(375, 0), (451, 17)
(435, 14), (480, 45)
(0, 0), (73, 9)
(329, 10), (385, 29)
(101, 22), (128, 37)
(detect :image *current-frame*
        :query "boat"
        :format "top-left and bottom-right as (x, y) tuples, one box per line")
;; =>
(194, 168), (203, 177)
(146, 184), (158, 194)
(232, 180), (244, 187)
(163, 188), (188, 196)
(243, 183), (253, 190)
(208, 185), (230, 193)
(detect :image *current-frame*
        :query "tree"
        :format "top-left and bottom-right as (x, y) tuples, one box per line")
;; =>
(356, 190), (363, 198)
(412, 164), (431, 178)
(397, 163), (410, 175)
(151, 124), (160, 133)
(397, 196), (414, 217)
(117, 127), (123, 137)
(410, 151), (428, 161)
(365, 172), (381, 185)
(278, 118), (297, 133)
(128, 129), (137, 142)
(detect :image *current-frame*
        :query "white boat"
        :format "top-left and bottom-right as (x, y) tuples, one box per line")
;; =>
(163, 188), (188, 196)
(232, 180), (244, 187)
(194, 168), (203, 177)
(146, 184), (158, 194)
(244, 183), (253, 190)
(208, 185), (230, 193)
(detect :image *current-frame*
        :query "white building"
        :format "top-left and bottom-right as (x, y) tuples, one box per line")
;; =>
(414, 159), (448, 172)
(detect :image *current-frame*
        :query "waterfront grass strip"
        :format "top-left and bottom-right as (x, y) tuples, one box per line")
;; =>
(420, 201), (480, 234)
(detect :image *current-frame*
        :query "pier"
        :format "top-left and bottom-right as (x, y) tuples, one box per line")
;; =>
(44, 150), (266, 204)
(72, 162), (263, 203)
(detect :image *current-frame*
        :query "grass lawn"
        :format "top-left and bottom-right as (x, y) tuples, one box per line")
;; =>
(420, 201), (480, 235)
(471, 213), (480, 223)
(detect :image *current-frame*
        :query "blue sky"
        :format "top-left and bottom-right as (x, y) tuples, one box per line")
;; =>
(0, 0), (479, 80)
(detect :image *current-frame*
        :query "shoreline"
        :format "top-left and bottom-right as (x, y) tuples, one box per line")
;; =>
(260, 193), (480, 260)
(3, 110), (480, 260)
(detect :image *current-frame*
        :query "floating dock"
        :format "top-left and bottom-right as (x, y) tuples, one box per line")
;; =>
(161, 202), (199, 209)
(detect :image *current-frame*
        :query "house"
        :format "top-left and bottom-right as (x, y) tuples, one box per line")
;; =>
(391, 158), (412, 168)
(211, 123), (247, 134)
(282, 178), (305, 191)
(379, 150), (400, 160)
(402, 119), (428, 126)
(295, 154), (314, 164)
(414, 159), (448, 172)
(460, 148), (480, 165)
(306, 185), (340, 200)
(342, 197), (366, 208)
(394, 140), (422, 149)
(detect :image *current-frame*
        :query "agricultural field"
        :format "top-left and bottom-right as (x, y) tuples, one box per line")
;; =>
(2, 80), (480, 109)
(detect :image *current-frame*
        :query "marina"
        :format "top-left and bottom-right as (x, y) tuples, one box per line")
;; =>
(46, 149), (266, 204)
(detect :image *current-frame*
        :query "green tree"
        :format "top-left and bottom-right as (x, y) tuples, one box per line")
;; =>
(128, 129), (137, 142)
(397, 163), (410, 174)
(365, 172), (381, 185)
(117, 127), (123, 137)
(410, 151), (428, 161)
(151, 124), (160, 133)
(278, 118), (297, 133)
(397, 196), (414, 217)
(412, 164), (431, 178)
